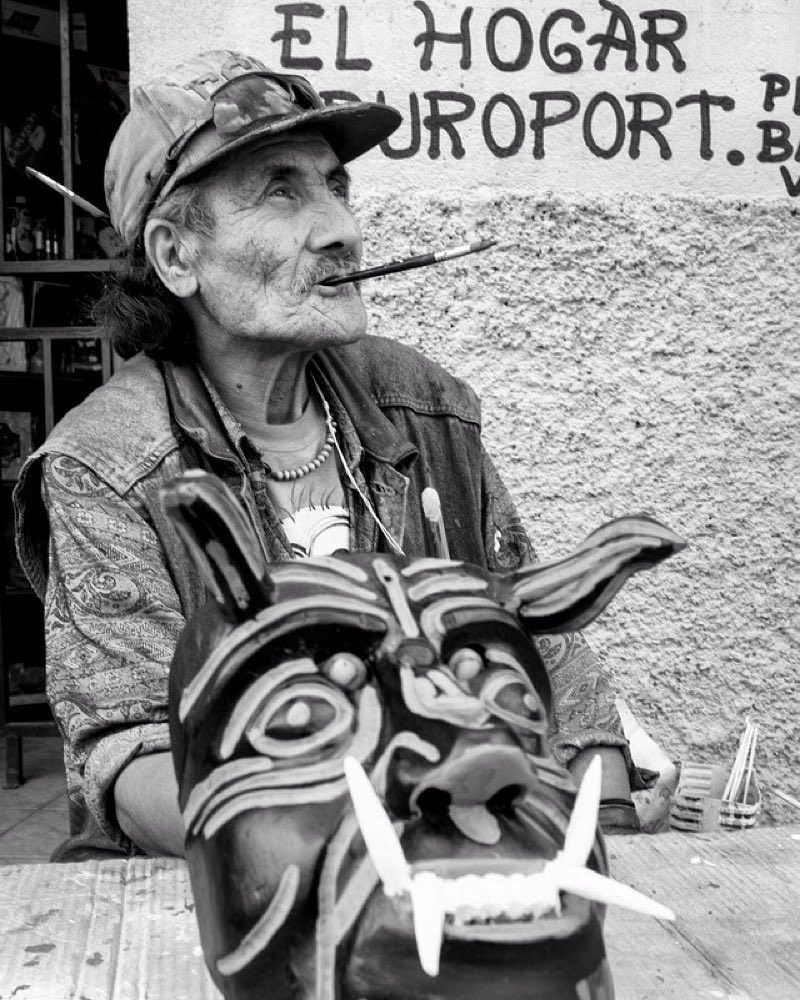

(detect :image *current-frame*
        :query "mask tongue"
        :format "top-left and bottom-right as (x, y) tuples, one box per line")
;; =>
(449, 804), (501, 845)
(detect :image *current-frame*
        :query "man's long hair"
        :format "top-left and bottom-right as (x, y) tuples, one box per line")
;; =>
(93, 183), (214, 360)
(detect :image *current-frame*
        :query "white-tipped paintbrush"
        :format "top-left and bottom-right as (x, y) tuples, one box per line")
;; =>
(319, 237), (507, 286)
(421, 487), (450, 560)
(25, 166), (109, 219)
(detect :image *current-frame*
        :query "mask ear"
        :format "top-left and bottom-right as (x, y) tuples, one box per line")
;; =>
(160, 470), (273, 621)
(500, 515), (686, 634)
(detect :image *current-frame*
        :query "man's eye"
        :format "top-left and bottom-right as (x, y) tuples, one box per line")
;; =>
(261, 178), (296, 199)
(331, 182), (350, 200)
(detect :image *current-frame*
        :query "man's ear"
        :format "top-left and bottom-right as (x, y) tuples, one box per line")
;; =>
(144, 217), (200, 299)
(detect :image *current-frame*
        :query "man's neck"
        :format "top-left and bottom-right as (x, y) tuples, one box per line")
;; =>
(195, 335), (314, 426)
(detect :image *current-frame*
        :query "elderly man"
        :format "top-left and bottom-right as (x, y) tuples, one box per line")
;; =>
(14, 51), (640, 861)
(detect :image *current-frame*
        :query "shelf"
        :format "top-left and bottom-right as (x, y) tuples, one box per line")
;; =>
(3, 695), (53, 726)
(0, 368), (102, 384)
(0, 260), (121, 275)
(4, 719), (58, 737)
(0, 327), (106, 341)
(9, 692), (47, 708)
(1, 0), (130, 785)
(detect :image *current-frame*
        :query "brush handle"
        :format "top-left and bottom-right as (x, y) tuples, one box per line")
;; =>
(423, 515), (450, 560)
(25, 166), (109, 219)
(320, 238), (497, 286)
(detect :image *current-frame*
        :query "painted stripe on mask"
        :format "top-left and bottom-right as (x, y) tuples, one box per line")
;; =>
(216, 864), (300, 977)
(179, 596), (391, 723)
(407, 574), (488, 602)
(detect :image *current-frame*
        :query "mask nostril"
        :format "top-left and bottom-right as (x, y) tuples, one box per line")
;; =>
(486, 784), (524, 814)
(414, 787), (451, 818)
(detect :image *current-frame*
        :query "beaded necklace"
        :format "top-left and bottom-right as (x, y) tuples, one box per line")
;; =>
(261, 381), (337, 482)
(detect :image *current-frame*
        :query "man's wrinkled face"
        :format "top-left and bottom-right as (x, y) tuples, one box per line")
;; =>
(188, 131), (367, 350)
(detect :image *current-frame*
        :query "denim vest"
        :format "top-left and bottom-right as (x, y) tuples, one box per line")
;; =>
(14, 335), (490, 619)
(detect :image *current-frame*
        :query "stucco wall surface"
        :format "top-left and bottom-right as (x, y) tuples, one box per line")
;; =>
(352, 191), (800, 824)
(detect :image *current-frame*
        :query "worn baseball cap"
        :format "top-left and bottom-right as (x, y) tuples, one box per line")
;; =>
(105, 50), (402, 246)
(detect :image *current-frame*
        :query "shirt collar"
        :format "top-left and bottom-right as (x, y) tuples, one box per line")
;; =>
(161, 357), (245, 464)
(311, 347), (418, 468)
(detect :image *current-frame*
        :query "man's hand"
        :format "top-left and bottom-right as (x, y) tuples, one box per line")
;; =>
(114, 751), (185, 857)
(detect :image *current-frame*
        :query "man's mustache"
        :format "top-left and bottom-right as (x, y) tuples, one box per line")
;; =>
(296, 254), (361, 293)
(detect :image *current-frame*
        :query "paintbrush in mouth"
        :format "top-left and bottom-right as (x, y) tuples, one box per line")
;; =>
(319, 237), (511, 286)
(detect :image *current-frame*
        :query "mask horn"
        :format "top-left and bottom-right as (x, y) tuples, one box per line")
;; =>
(502, 515), (686, 633)
(160, 471), (273, 621)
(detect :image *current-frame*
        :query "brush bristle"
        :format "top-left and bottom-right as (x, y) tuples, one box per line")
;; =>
(421, 487), (442, 521)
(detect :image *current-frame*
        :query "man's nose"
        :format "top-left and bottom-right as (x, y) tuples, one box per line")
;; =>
(306, 192), (362, 257)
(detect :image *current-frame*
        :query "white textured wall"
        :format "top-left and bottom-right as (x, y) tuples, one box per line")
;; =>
(354, 191), (800, 826)
(127, 1), (800, 822)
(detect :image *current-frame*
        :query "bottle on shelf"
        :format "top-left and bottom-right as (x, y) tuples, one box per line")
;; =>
(33, 218), (47, 260)
(13, 196), (35, 260)
(6, 204), (19, 260)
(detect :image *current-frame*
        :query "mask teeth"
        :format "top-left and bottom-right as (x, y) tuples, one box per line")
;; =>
(561, 754), (602, 868)
(408, 868), (563, 977)
(440, 871), (561, 924)
(345, 756), (675, 982)
(408, 861), (674, 978)
(343, 757), (410, 897)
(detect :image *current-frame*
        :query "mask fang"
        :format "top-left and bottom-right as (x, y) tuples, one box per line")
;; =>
(344, 756), (410, 897)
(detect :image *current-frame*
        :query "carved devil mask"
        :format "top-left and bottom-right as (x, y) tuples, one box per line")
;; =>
(164, 472), (683, 1000)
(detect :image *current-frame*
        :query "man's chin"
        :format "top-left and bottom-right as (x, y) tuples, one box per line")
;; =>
(309, 324), (367, 350)
(305, 301), (368, 348)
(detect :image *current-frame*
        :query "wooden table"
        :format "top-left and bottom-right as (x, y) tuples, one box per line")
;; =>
(0, 826), (798, 999)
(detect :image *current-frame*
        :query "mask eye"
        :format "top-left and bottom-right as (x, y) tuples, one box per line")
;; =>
(245, 680), (354, 757)
(488, 677), (541, 719)
(480, 645), (547, 734)
(320, 652), (367, 690)
(260, 696), (324, 739)
(448, 647), (484, 683)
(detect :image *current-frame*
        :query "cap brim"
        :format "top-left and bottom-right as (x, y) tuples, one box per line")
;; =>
(169, 101), (402, 191)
